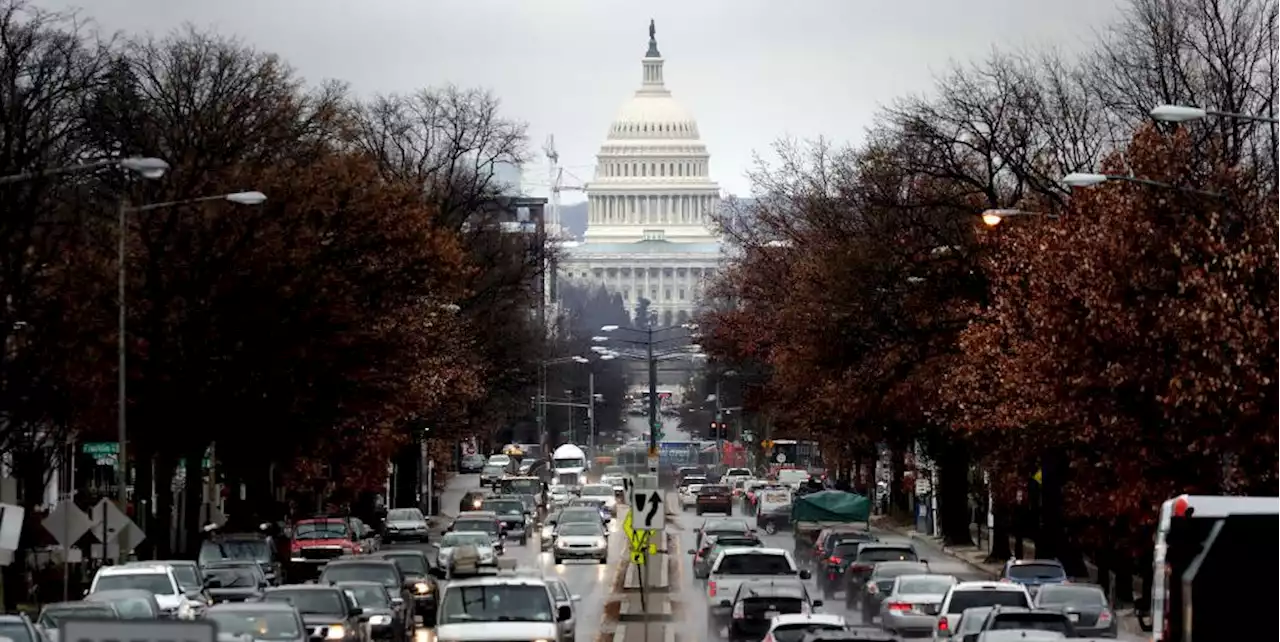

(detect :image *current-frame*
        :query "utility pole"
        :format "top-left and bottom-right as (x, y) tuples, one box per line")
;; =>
(587, 370), (596, 458)
(714, 377), (723, 468)
(647, 323), (658, 459)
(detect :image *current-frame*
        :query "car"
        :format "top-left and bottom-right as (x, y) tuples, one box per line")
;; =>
(553, 520), (609, 564)
(123, 559), (206, 602)
(721, 578), (821, 642)
(199, 533), (283, 585)
(89, 563), (199, 619)
(373, 549), (444, 622)
(318, 559), (415, 633)
(481, 496), (533, 544)
(486, 453), (513, 469)
(449, 511), (506, 549)
(934, 582), (1033, 640)
(856, 560), (933, 621)
(973, 606), (1077, 638)
(695, 517), (754, 550)
(841, 542), (922, 600)
(202, 560), (270, 603)
(1032, 582), (1117, 638)
(0, 614), (42, 642)
(599, 466), (628, 495)
(480, 464), (507, 488)
(874, 573), (956, 636)
(435, 531), (499, 574)
(459, 453), (487, 473)
(1000, 559), (1068, 599)
(696, 484), (734, 515)
(579, 484), (619, 515)
(566, 497), (611, 524)
(812, 526), (877, 570)
(678, 476), (708, 510)
(83, 589), (162, 619)
(261, 585), (367, 642)
(202, 602), (307, 642)
(691, 533), (763, 580)
(382, 508), (430, 543)
(434, 573), (571, 642)
(289, 517), (361, 579)
(459, 489), (492, 513)
(545, 577), (581, 642)
(950, 607), (996, 642)
(761, 613), (847, 642)
(336, 581), (412, 642)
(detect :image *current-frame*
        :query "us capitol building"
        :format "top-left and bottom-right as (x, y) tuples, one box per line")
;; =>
(559, 21), (723, 328)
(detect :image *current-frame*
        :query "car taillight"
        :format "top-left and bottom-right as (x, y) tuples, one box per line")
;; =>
(866, 584), (878, 594)
(1098, 610), (1113, 625)
(888, 602), (910, 611)
(828, 556), (841, 564)
(708, 581), (717, 597)
(937, 617), (949, 632)
(732, 601), (744, 619)
(850, 563), (871, 573)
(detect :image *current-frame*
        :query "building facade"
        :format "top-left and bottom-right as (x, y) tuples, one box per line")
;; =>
(560, 22), (721, 328)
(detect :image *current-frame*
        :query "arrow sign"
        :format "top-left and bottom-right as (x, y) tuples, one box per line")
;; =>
(630, 489), (665, 531)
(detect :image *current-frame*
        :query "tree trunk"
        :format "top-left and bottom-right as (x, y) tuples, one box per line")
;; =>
(1039, 451), (1065, 561)
(392, 440), (419, 509)
(986, 503), (1012, 563)
(153, 456), (175, 558)
(888, 444), (909, 517)
(938, 442), (973, 546)
(134, 447), (154, 559)
(182, 454), (204, 555)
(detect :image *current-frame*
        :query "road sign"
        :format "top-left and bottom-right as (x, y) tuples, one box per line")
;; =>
(63, 618), (215, 642)
(776, 453), (787, 463)
(647, 455), (659, 473)
(90, 499), (145, 551)
(0, 503), (22, 551)
(43, 501), (92, 547)
(82, 442), (119, 456)
(630, 489), (665, 530)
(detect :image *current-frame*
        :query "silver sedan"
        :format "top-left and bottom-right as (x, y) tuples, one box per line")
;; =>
(878, 574), (957, 637)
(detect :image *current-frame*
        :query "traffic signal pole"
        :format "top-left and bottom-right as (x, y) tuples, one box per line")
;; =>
(714, 378), (723, 468)
(648, 324), (658, 463)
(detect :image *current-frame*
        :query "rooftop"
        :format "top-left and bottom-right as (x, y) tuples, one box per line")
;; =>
(567, 240), (722, 255)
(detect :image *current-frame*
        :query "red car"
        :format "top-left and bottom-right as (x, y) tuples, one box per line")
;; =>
(289, 517), (360, 579)
(695, 485), (733, 515)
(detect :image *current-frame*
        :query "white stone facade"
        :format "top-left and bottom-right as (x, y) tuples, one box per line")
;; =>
(561, 23), (722, 326)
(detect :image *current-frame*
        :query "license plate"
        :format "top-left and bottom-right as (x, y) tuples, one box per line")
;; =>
(765, 611), (779, 618)
(1068, 613), (1080, 622)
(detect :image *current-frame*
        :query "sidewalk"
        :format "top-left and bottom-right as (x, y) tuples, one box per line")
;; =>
(870, 516), (1145, 638)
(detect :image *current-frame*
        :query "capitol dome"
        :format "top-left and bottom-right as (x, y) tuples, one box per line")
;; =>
(604, 23), (702, 142)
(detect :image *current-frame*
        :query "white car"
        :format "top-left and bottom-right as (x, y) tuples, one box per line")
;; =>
(679, 477), (708, 510)
(579, 484), (618, 515)
(722, 468), (754, 489)
(933, 581), (1033, 640)
(553, 521), (609, 564)
(435, 531), (498, 572)
(435, 574), (569, 642)
(487, 454), (512, 468)
(600, 472), (628, 494)
(762, 613), (847, 642)
(89, 564), (197, 619)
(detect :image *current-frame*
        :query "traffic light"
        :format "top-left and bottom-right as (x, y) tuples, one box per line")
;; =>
(709, 422), (728, 439)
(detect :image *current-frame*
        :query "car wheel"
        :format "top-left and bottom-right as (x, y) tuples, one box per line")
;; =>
(554, 556), (563, 564)
(764, 522), (777, 534)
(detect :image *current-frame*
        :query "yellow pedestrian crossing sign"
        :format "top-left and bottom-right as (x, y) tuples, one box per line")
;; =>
(1032, 469), (1042, 484)
(623, 510), (654, 564)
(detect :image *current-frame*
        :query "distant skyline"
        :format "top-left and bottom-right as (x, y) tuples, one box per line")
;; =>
(35, 0), (1122, 201)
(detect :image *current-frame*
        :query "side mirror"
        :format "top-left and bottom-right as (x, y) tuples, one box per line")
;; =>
(920, 558), (929, 564)
(391, 597), (405, 606)
(687, 549), (697, 555)
(349, 607), (363, 618)
(571, 594), (581, 602)
(82, 589), (89, 597)
(718, 600), (732, 608)
(557, 605), (572, 622)
(798, 570), (811, 580)
(812, 600), (823, 608)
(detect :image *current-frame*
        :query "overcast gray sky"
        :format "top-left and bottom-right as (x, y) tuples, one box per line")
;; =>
(38, 0), (1121, 199)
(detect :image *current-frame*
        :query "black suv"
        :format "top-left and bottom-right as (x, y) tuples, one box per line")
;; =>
(319, 560), (414, 629)
(261, 585), (367, 642)
(842, 542), (921, 600)
(481, 496), (531, 544)
(373, 549), (445, 622)
(722, 579), (821, 642)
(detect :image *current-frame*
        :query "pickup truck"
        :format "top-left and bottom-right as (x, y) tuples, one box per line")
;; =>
(704, 547), (810, 636)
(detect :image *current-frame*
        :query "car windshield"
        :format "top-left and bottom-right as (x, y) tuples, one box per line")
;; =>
(483, 500), (525, 515)
(38, 606), (118, 628)
(500, 479), (540, 495)
(699, 485), (730, 494)
(553, 457), (585, 469)
(95, 573), (175, 595)
(294, 521), (348, 540)
(383, 554), (430, 576)
(442, 532), (492, 547)
(832, 543), (863, 557)
(559, 510), (600, 524)
(483, 465), (506, 475)
(1007, 563), (1067, 581)
(321, 565), (397, 588)
(712, 537), (760, 550)
(168, 565), (201, 590)
(0, 622), (33, 642)
(559, 523), (604, 536)
(581, 485), (612, 496)
(208, 566), (260, 588)
(263, 590), (345, 615)
(1036, 585), (1107, 606)
(681, 477), (707, 486)
(204, 611), (301, 640)
(770, 624), (844, 642)
(88, 596), (155, 618)
(859, 548), (917, 562)
(453, 519), (497, 534)
(717, 553), (793, 575)
(439, 585), (554, 623)
(201, 539), (270, 564)
(343, 585), (390, 607)
(387, 509), (423, 521)
(946, 590), (1030, 613)
(990, 613), (1071, 633)
(957, 608), (995, 633)
(897, 577), (955, 594)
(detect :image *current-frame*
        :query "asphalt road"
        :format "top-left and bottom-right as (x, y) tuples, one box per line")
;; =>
(388, 472), (628, 642)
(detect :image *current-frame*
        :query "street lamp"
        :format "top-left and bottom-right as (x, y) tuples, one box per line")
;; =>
(116, 190), (267, 556)
(979, 209), (1060, 227)
(0, 156), (171, 185)
(598, 322), (696, 469)
(1061, 172), (1222, 198)
(1149, 104), (1279, 125)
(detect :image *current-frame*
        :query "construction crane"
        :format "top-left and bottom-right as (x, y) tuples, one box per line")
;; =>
(542, 134), (586, 237)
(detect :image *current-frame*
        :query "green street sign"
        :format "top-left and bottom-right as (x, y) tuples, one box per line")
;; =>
(82, 442), (119, 455)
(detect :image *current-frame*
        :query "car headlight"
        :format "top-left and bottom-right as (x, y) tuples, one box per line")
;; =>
(555, 539), (567, 549)
(472, 500), (483, 509)
(541, 527), (554, 539)
(325, 625), (346, 640)
(415, 582), (430, 594)
(369, 615), (391, 626)
(596, 538), (608, 548)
